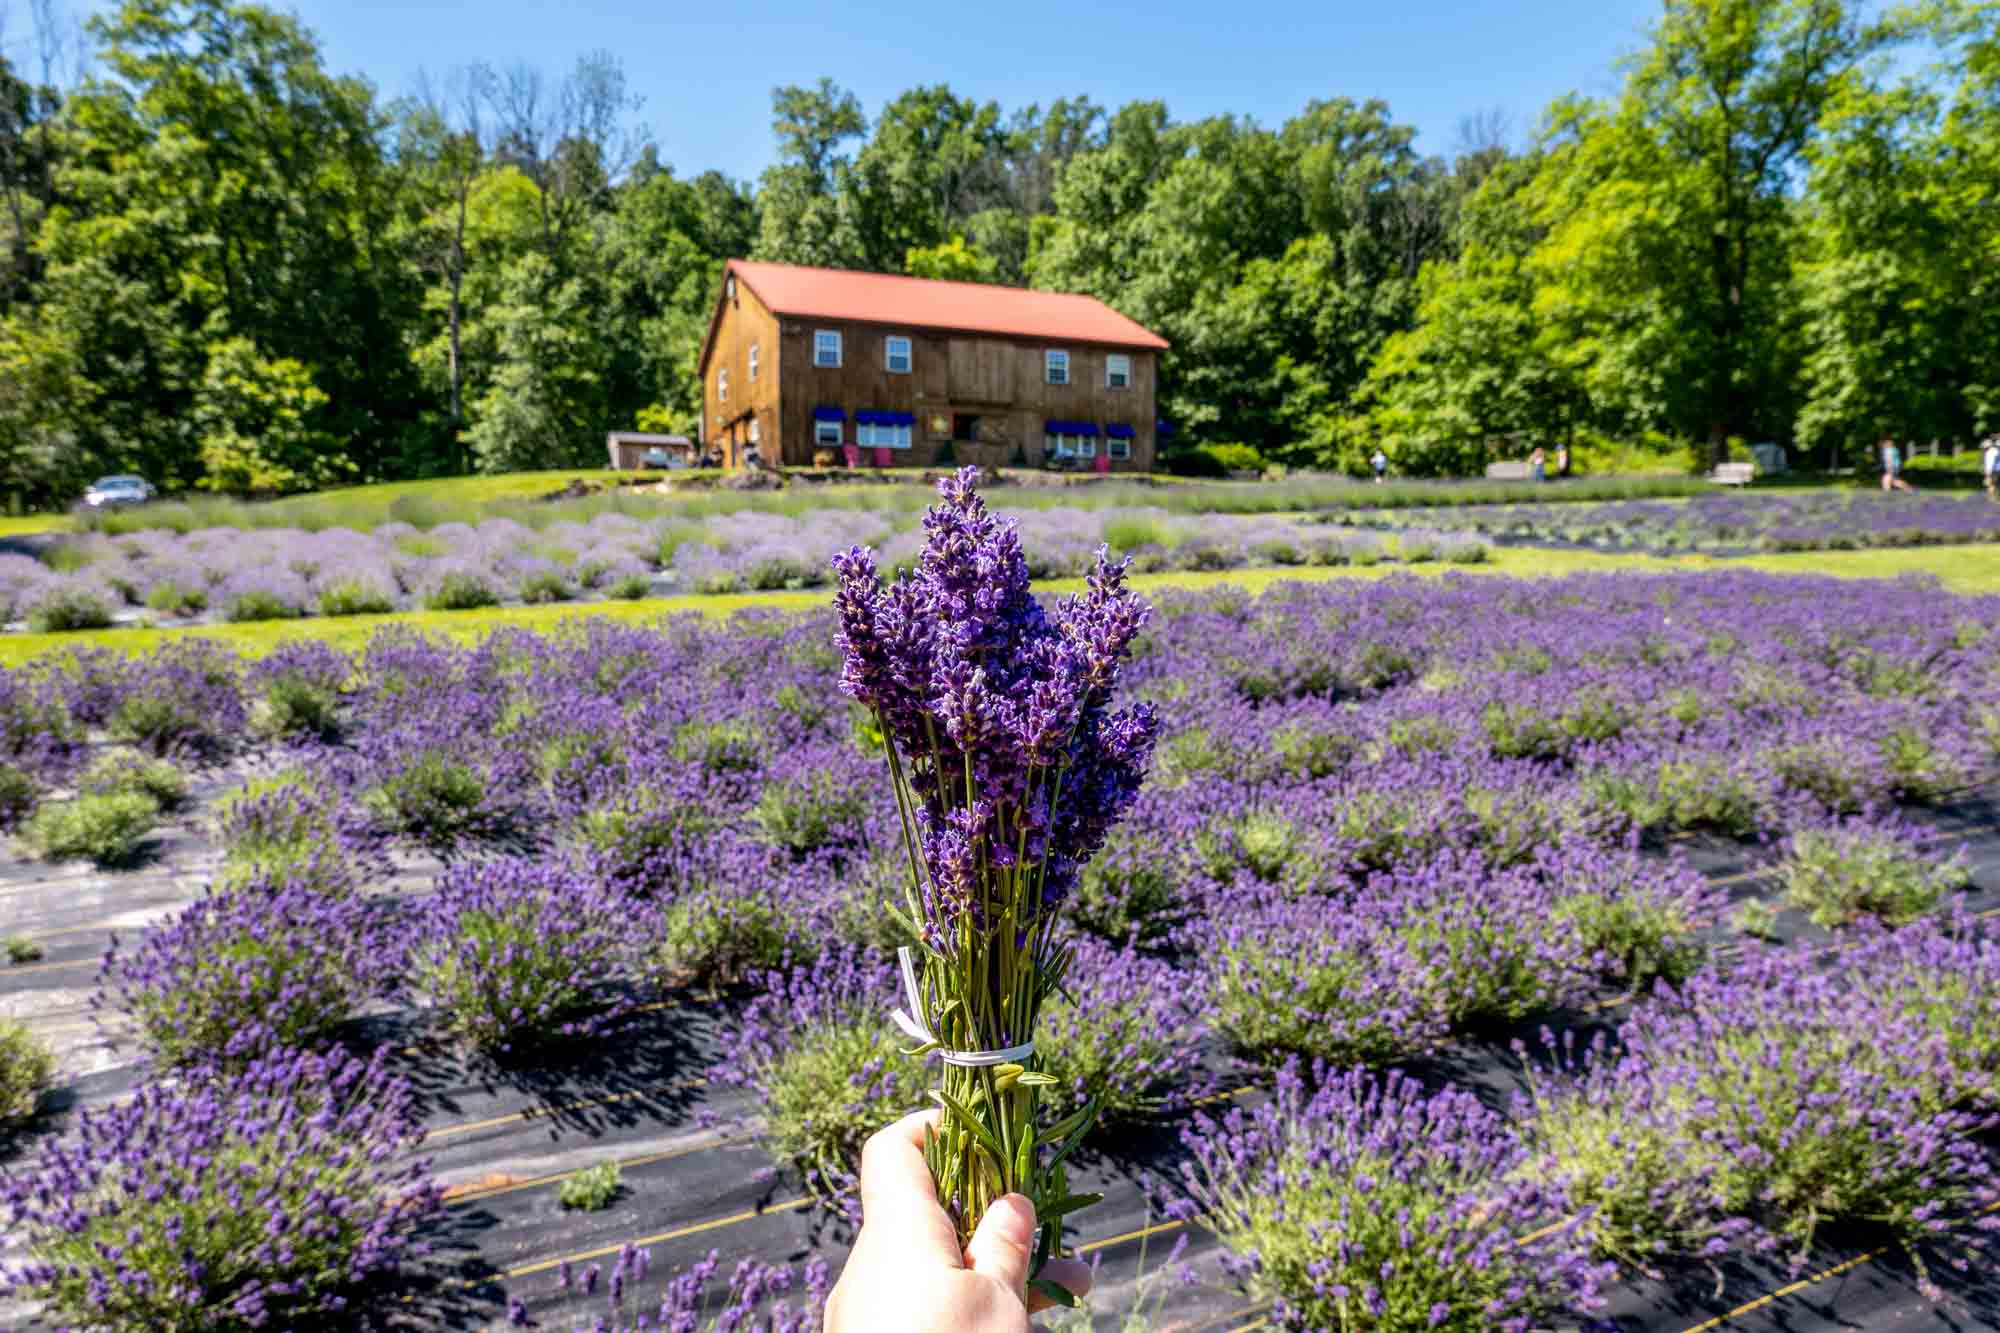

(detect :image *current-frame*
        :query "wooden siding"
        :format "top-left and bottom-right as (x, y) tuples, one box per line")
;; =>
(762, 316), (1158, 471)
(700, 278), (781, 468)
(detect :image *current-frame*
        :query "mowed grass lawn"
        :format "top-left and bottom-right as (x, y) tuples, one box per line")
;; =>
(4, 542), (1997, 667)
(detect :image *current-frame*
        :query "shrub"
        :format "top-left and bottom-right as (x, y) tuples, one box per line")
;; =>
(1776, 816), (1970, 928)
(1069, 822), (1189, 944)
(1543, 842), (1723, 987)
(751, 769), (870, 856)
(0, 1048), (442, 1331)
(412, 858), (631, 1055)
(671, 718), (764, 774)
(559, 1161), (622, 1211)
(0, 1018), (53, 1126)
(607, 572), (652, 600)
(1520, 918), (2000, 1275)
(0, 760), (39, 829)
(215, 782), (361, 895)
(316, 574), (396, 616)
(1266, 718), (1357, 779)
(652, 879), (804, 990)
(77, 748), (188, 811)
(565, 783), (716, 899)
(144, 579), (207, 616)
(518, 565), (575, 604)
(1732, 898), (1782, 939)
(24, 583), (114, 632)
(219, 584), (300, 622)
(1037, 940), (1213, 1122)
(95, 880), (399, 1068)
(16, 791), (158, 866)
(105, 640), (246, 758)
(713, 950), (920, 1200)
(420, 566), (501, 611)
(247, 641), (348, 739)
(1174, 1061), (1612, 1332)
(360, 745), (512, 854)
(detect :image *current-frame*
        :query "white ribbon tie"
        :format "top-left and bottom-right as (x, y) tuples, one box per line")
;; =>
(892, 945), (1038, 1068)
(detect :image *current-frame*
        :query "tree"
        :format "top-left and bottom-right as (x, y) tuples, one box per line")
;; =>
(1626, 0), (1895, 459)
(462, 251), (603, 472)
(905, 233), (999, 283)
(192, 336), (341, 493)
(754, 78), (866, 267)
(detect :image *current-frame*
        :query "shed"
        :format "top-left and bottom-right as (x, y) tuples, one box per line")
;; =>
(606, 432), (695, 471)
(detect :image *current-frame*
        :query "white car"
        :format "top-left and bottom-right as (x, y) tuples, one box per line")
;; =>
(80, 475), (157, 509)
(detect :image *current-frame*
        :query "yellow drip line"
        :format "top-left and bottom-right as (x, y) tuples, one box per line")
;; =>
(1673, 1247), (1887, 1332)
(423, 1080), (704, 1144)
(500, 1196), (815, 1281)
(1078, 1218), (1183, 1255)
(1672, 1197), (2000, 1332)
(444, 1134), (739, 1205)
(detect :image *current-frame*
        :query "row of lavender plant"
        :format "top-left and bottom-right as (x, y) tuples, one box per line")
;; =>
(5, 558), (2000, 1328)
(0, 505), (1485, 632)
(1329, 487), (2000, 554)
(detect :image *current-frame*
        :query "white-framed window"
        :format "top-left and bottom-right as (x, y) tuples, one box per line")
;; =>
(717, 368), (728, 402)
(1045, 430), (1095, 459)
(885, 335), (912, 374)
(748, 343), (760, 380)
(725, 275), (736, 303)
(859, 421), (914, 449)
(749, 419), (761, 444)
(815, 329), (843, 368)
(815, 419), (843, 447)
(1108, 434), (1132, 460)
(1106, 354), (1131, 389)
(1045, 349), (1070, 385)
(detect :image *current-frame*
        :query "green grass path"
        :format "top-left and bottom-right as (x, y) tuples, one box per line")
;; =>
(4, 542), (1996, 666)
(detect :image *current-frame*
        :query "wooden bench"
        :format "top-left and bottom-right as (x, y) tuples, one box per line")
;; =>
(1709, 462), (1755, 486)
(1485, 461), (1535, 481)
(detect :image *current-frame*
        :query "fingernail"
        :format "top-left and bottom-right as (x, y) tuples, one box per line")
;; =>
(990, 1193), (1036, 1246)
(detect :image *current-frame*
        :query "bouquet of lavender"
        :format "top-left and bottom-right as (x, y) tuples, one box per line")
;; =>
(831, 468), (1158, 1300)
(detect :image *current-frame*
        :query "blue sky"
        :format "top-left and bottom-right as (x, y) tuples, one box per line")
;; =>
(50, 0), (1665, 179)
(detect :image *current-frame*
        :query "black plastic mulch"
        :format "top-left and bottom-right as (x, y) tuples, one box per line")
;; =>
(4, 791), (2000, 1332)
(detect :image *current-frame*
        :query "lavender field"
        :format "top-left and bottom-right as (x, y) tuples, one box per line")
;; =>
(3, 565), (2000, 1331)
(1329, 489), (2000, 554)
(0, 505), (1482, 634)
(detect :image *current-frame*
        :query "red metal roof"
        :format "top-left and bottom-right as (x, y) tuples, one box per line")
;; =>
(725, 260), (1169, 351)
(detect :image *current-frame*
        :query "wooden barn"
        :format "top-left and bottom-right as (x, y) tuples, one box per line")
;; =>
(695, 260), (1169, 472)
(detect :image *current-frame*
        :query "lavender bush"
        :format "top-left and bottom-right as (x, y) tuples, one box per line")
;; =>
(94, 878), (401, 1067)
(15, 790), (159, 865)
(1777, 812), (1972, 927)
(0, 1048), (442, 1331)
(832, 468), (1157, 1272)
(412, 857), (633, 1054)
(1172, 1061), (1613, 1332)
(1520, 915), (2000, 1281)
(0, 1018), (53, 1127)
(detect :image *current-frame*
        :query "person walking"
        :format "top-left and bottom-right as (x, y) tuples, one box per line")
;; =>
(1983, 433), (1999, 501)
(1556, 442), (1571, 478)
(1370, 448), (1388, 484)
(1879, 436), (1912, 492)
(1529, 446), (1547, 483)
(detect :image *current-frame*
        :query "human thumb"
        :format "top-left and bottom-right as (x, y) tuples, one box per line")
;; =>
(965, 1193), (1038, 1294)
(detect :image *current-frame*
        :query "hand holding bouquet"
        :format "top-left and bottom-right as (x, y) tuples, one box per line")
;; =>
(831, 469), (1158, 1304)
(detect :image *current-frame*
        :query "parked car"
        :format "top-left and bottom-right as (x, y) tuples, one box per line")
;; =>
(80, 475), (156, 509)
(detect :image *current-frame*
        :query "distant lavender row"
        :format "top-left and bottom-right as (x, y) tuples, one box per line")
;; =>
(0, 505), (1485, 631)
(1330, 489), (2000, 553)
